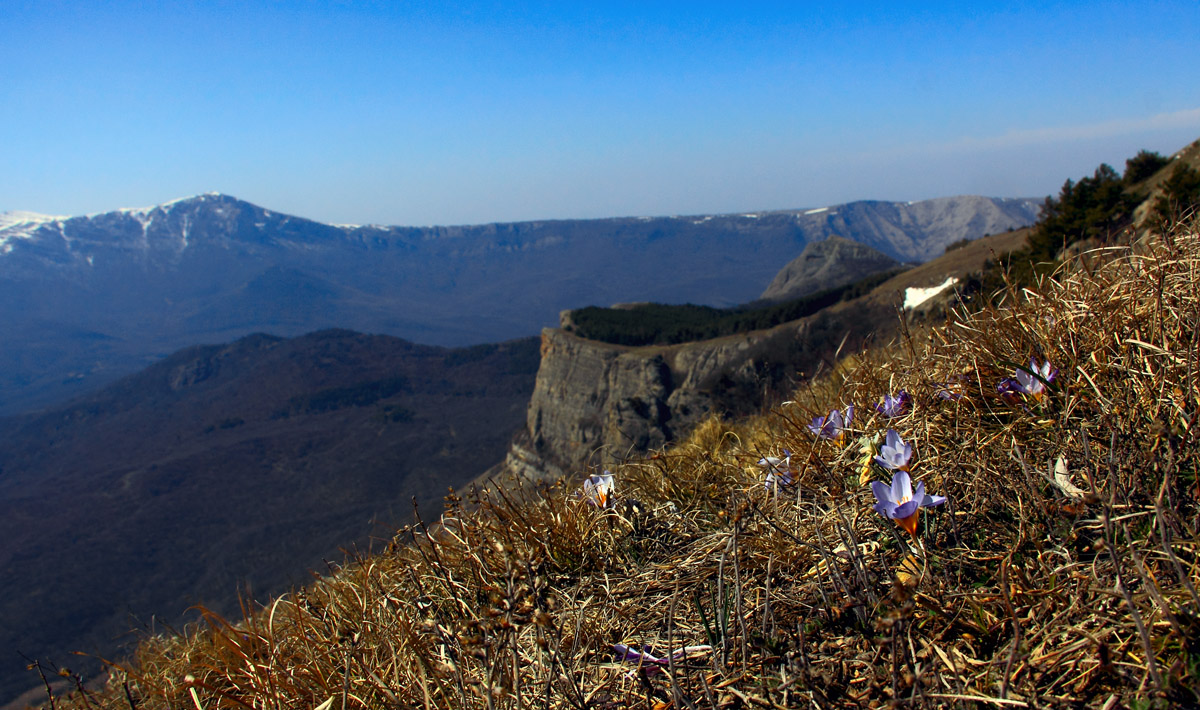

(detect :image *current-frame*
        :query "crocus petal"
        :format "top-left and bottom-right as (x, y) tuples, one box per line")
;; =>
(807, 415), (826, 436)
(870, 480), (892, 505)
(921, 491), (947, 507)
(583, 472), (615, 507)
(669, 645), (713, 660)
(912, 480), (947, 508)
(891, 470), (913, 504)
(896, 511), (920, 535)
(892, 499), (919, 520)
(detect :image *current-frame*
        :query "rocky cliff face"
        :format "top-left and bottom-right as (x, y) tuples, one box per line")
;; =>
(760, 235), (901, 302)
(514, 298), (894, 478)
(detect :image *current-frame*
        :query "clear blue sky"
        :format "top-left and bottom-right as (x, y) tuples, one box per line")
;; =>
(3, 1), (1199, 226)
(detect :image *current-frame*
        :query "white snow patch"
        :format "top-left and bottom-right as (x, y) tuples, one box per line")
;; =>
(904, 276), (959, 310)
(334, 223), (361, 229)
(111, 194), (211, 218)
(803, 207), (829, 215)
(691, 215), (714, 224)
(0, 210), (67, 230)
(0, 210), (68, 250)
(742, 213), (759, 219)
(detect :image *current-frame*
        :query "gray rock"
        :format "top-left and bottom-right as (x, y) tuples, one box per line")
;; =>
(515, 293), (894, 478)
(760, 235), (900, 302)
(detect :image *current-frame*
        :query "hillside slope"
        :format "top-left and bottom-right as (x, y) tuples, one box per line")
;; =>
(36, 219), (1200, 710)
(0, 331), (540, 703)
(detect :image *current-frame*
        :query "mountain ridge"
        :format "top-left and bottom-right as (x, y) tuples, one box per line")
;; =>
(0, 193), (1040, 415)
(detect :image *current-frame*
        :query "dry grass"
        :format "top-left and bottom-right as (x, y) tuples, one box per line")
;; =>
(40, 222), (1200, 709)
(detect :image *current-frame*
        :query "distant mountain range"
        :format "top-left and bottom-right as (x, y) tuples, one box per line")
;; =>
(0, 193), (1040, 414)
(0, 329), (540, 702)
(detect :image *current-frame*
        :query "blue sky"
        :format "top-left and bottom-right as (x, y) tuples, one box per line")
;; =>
(3, 1), (1199, 226)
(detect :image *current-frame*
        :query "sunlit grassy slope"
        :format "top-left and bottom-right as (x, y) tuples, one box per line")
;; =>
(39, 220), (1200, 708)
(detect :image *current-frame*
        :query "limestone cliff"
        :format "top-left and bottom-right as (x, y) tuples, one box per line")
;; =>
(511, 298), (894, 479)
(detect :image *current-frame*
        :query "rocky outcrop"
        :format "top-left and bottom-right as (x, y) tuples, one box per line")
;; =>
(510, 295), (894, 479)
(760, 236), (901, 302)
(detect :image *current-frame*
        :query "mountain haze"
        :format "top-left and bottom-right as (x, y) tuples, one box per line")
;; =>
(0, 193), (1040, 414)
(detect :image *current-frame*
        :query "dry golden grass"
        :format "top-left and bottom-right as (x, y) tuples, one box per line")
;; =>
(40, 222), (1200, 709)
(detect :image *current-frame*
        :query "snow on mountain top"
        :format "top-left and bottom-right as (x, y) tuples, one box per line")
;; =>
(0, 210), (68, 252)
(112, 193), (219, 217)
(0, 210), (68, 230)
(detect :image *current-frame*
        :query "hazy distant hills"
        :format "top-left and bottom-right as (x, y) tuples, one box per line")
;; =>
(0, 193), (1039, 414)
(0, 329), (540, 701)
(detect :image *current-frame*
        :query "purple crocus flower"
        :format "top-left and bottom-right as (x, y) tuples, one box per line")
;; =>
(808, 405), (854, 443)
(612, 643), (713, 676)
(996, 376), (1023, 400)
(871, 470), (946, 535)
(873, 429), (912, 471)
(997, 359), (1057, 401)
(613, 644), (667, 667)
(1013, 358), (1057, 399)
(875, 391), (911, 418)
(582, 471), (614, 508)
(936, 383), (965, 401)
(758, 450), (793, 491)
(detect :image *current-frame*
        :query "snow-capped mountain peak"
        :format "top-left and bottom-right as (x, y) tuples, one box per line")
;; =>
(0, 210), (68, 230)
(111, 192), (225, 217)
(0, 210), (69, 252)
